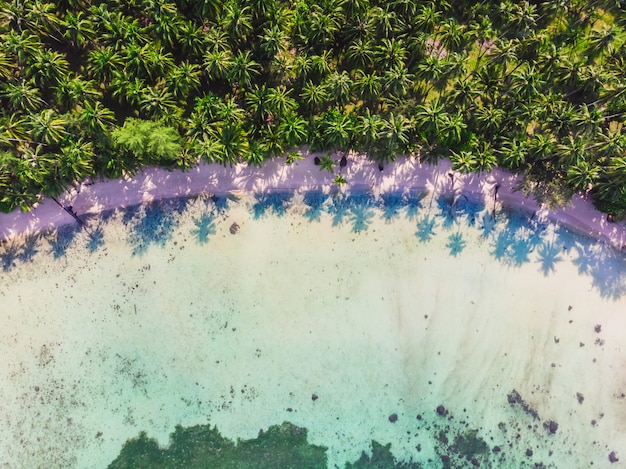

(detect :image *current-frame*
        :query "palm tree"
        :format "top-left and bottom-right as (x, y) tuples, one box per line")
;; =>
(176, 20), (206, 59)
(62, 11), (96, 49)
(203, 48), (234, 82)
(27, 49), (70, 88)
(383, 65), (414, 97)
(218, 124), (250, 166)
(413, 2), (441, 34)
(324, 71), (353, 110)
(87, 47), (124, 83)
(54, 75), (101, 111)
(2, 30), (41, 67)
(167, 61), (201, 100)
(346, 38), (375, 70)
(566, 160), (600, 192)
(78, 101), (116, 135)
(229, 51), (260, 89)
(57, 138), (94, 184)
(414, 98), (445, 142)
(355, 109), (384, 154)
(260, 25), (288, 60)
(1, 79), (45, 112)
(139, 84), (179, 121)
(380, 112), (412, 161)
(28, 109), (68, 146)
(375, 38), (407, 71)
(246, 84), (272, 125)
(279, 112), (308, 147)
(0, 114), (30, 148)
(300, 82), (329, 115)
(267, 86), (297, 120)
(322, 111), (354, 151)
(221, 2), (253, 46)
(354, 71), (381, 110)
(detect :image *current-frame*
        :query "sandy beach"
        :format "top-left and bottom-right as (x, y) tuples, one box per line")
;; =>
(1, 152), (625, 249)
(1, 154), (626, 469)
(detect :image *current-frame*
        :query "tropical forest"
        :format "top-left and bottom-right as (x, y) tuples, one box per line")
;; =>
(1, 0), (626, 217)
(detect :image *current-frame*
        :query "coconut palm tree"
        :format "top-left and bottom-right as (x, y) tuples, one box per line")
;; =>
(279, 112), (307, 147)
(300, 82), (329, 116)
(1, 79), (45, 112)
(28, 109), (68, 146)
(229, 50), (260, 89)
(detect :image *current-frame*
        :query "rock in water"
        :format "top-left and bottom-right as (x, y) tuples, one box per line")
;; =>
(229, 222), (240, 234)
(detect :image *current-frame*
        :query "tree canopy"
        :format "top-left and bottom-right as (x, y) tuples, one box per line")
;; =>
(1, 0), (626, 217)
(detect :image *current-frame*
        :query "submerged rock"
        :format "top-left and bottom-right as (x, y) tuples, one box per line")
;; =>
(229, 222), (239, 234)
(543, 420), (559, 434)
(609, 451), (619, 463)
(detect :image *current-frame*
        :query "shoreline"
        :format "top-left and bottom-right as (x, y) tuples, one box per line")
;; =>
(1, 152), (625, 249)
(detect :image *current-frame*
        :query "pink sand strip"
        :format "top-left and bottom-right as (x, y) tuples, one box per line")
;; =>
(1, 154), (625, 248)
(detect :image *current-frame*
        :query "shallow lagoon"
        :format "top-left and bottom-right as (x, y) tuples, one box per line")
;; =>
(1, 189), (625, 468)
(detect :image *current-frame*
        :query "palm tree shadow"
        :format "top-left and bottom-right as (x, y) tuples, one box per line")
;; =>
(18, 234), (40, 263)
(447, 232), (466, 256)
(0, 241), (20, 271)
(87, 226), (105, 252)
(490, 230), (512, 261)
(348, 193), (375, 232)
(252, 192), (291, 219)
(209, 194), (230, 214)
(380, 192), (404, 222)
(405, 192), (426, 220)
(479, 213), (497, 238)
(454, 195), (485, 227)
(302, 191), (328, 222)
(436, 195), (458, 230)
(126, 198), (187, 256)
(537, 241), (563, 275)
(415, 215), (437, 243)
(328, 193), (350, 227)
(191, 213), (216, 244)
(574, 242), (626, 299)
(48, 224), (81, 259)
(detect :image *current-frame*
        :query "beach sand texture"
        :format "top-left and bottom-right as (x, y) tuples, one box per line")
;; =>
(0, 155), (625, 468)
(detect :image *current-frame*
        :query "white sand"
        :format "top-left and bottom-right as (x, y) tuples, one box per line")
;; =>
(1, 152), (625, 248)
(0, 155), (626, 469)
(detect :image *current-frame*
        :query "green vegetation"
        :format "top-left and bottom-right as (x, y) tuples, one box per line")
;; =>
(107, 422), (413, 469)
(1, 0), (626, 217)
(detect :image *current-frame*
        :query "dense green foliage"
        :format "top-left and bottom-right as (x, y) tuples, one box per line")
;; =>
(1, 0), (626, 215)
(107, 422), (414, 469)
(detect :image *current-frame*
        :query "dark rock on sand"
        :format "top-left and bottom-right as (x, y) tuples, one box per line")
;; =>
(576, 392), (584, 404)
(229, 222), (239, 234)
(311, 394), (318, 401)
(492, 446), (501, 453)
(507, 390), (539, 420)
(436, 405), (447, 416)
(609, 451), (619, 463)
(339, 155), (347, 167)
(543, 420), (559, 434)
(314, 156), (321, 165)
(526, 448), (533, 457)
(388, 413), (398, 423)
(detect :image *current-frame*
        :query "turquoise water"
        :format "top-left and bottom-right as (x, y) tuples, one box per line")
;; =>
(1, 189), (625, 468)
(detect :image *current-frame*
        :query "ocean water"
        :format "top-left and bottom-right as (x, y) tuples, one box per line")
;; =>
(1, 189), (625, 468)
